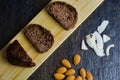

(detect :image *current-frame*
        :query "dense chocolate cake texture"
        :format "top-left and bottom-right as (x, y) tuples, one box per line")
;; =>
(24, 24), (54, 53)
(6, 40), (35, 67)
(46, 1), (78, 30)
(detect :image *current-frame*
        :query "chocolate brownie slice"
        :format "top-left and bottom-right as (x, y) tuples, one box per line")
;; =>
(6, 40), (35, 67)
(46, 1), (78, 30)
(24, 24), (54, 53)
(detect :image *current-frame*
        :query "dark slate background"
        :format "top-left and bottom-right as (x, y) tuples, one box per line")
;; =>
(0, 0), (120, 80)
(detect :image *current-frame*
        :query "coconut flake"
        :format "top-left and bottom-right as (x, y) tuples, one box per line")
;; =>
(103, 34), (111, 43)
(82, 20), (112, 57)
(86, 32), (105, 57)
(93, 46), (105, 57)
(106, 44), (114, 56)
(93, 31), (104, 51)
(81, 40), (88, 50)
(97, 20), (109, 34)
(86, 34), (96, 49)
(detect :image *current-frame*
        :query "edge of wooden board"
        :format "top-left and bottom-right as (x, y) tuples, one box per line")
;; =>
(0, 0), (104, 80)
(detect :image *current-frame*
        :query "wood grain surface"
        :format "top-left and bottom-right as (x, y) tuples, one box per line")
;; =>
(0, 0), (120, 80)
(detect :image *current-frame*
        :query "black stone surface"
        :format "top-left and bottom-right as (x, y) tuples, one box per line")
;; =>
(0, 0), (120, 80)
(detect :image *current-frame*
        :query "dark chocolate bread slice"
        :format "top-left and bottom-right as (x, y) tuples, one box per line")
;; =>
(46, 1), (78, 30)
(24, 24), (54, 53)
(6, 40), (35, 67)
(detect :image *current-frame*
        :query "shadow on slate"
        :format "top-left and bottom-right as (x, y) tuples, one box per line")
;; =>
(0, 0), (51, 50)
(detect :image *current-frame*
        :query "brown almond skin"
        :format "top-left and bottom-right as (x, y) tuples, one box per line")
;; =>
(86, 71), (93, 80)
(79, 68), (86, 78)
(61, 59), (71, 68)
(56, 67), (67, 73)
(65, 68), (75, 75)
(75, 76), (82, 80)
(73, 54), (81, 65)
(54, 73), (65, 80)
(66, 75), (75, 80)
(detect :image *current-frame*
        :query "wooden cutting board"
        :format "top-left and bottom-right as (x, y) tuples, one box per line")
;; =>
(0, 0), (103, 80)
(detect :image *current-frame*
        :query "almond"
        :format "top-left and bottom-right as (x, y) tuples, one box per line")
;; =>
(61, 59), (71, 68)
(86, 71), (93, 80)
(73, 54), (81, 65)
(65, 68), (75, 75)
(56, 67), (67, 73)
(79, 68), (86, 78)
(66, 75), (75, 80)
(54, 73), (65, 80)
(75, 76), (82, 80)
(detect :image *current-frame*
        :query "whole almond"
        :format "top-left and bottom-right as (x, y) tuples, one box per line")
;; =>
(66, 75), (75, 80)
(56, 67), (67, 73)
(75, 76), (82, 80)
(73, 54), (81, 65)
(54, 73), (65, 80)
(61, 59), (71, 68)
(65, 68), (75, 75)
(79, 68), (86, 78)
(86, 71), (93, 80)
